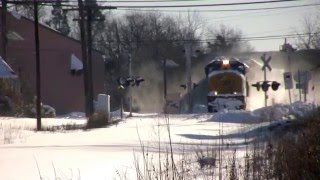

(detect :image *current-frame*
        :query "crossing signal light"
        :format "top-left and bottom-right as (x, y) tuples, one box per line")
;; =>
(117, 76), (145, 88)
(271, 81), (280, 91)
(252, 82), (261, 91)
(133, 77), (145, 86)
(261, 81), (270, 92)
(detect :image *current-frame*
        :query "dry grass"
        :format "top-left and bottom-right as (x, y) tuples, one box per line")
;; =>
(0, 123), (26, 144)
(269, 110), (320, 180)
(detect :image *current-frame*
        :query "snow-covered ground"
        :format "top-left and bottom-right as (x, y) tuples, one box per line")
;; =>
(0, 102), (316, 179)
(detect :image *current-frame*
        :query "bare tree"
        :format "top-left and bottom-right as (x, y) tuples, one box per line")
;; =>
(295, 15), (320, 50)
(176, 11), (205, 41)
(99, 11), (205, 111)
(101, 11), (200, 68)
(8, 0), (48, 20)
(45, 0), (70, 36)
(206, 24), (253, 54)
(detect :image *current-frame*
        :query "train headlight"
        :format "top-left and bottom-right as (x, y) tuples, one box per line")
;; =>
(222, 59), (230, 65)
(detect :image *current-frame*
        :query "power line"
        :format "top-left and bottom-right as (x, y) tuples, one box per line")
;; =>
(3, 0), (312, 12)
(88, 32), (320, 44)
(85, 0), (222, 2)
(115, 3), (319, 12)
(6, 0), (302, 8)
(8, 32), (318, 52)
(54, 2), (318, 12)
(207, 5), (313, 22)
(91, 0), (302, 8)
(5, 0), (70, 4)
(9, 0), (299, 4)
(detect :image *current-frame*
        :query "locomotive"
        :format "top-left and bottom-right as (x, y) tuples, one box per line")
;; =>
(205, 57), (249, 112)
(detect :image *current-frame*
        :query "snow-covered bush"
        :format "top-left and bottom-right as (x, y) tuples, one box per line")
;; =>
(16, 104), (56, 118)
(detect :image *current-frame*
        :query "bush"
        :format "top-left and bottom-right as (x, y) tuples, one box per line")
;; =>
(241, 108), (320, 180)
(15, 104), (56, 118)
(86, 111), (110, 129)
(270, 111), (320, 180)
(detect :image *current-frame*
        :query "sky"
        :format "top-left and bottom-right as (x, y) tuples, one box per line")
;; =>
(101, 0), (320, 51)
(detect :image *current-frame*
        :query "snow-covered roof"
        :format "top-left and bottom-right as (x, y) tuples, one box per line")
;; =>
(0, 56), (17, 78)
(10, 11), (21, 20)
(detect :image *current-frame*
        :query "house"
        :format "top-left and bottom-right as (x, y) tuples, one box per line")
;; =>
(0, 9), (105, 114)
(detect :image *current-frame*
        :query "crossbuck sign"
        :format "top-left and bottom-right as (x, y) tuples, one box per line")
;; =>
(261, 54), (272, 71)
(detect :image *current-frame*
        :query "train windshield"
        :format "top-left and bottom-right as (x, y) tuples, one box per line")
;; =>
(208, 72), (244, 95)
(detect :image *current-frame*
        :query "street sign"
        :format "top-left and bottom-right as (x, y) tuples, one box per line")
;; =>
(296, 82), (309, 94)
(296, 83), (303, 89)
(261, 54), (272, 71)
(293, 71), (311, 83)
(283, 72), (293, 89)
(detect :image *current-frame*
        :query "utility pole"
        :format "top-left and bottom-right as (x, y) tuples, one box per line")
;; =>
(77, 0), (90, 117)
(115, 23), (124, 118)
(261, 54), (272, 107)
(1, 0), (7, 60)
(163, 58), (167, 99)
(33, 0), (41, 131)
(285, 38), (292, 104)
(263, 65), (267, 107)
(298, 70), (302, 101)
(85, 0), (94, 116)
(184, 43), (192, 113)
(71, 1), (116, 117)
(128, 53), (132, 117)
(163, 58), (167, 114)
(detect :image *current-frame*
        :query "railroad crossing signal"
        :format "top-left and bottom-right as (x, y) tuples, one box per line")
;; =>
(261, 81), (270, 92)
(252, 81), (280, 92)
(271, 81), (280, 91)
(261, 54), (272, 71)
(252, 82), (261, 91)
(117, 76), (145, 89)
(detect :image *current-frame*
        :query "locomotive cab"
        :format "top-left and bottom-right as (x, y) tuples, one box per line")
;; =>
(205, 57), (248, 112)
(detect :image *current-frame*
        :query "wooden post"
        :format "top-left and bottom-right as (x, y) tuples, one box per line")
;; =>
(1, 0), (7, 60)
(163, 58), (167, 113)
(33, 0), (41, 130)
(287, 51), (292, 104)
(128, 53), (132, 117)
(77, 0), (90, 117)
(184, 43), (192, 113)
(264, 67), (267, 107)
(86, 3), (94, 115)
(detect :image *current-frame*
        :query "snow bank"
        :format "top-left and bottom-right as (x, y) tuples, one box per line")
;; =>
(204, 101), (316, 123)
(193, 104), (207, 113)
(60, 110), (126, 119)
(58, 112), (86, 119)
(207, 109), (260, 123)
(253, 101), (316, 121)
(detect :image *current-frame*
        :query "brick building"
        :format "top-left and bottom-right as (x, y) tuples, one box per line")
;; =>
(0, 10), (105, 114)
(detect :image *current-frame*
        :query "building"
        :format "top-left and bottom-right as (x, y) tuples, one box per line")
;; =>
(0, 10), (105, 114)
